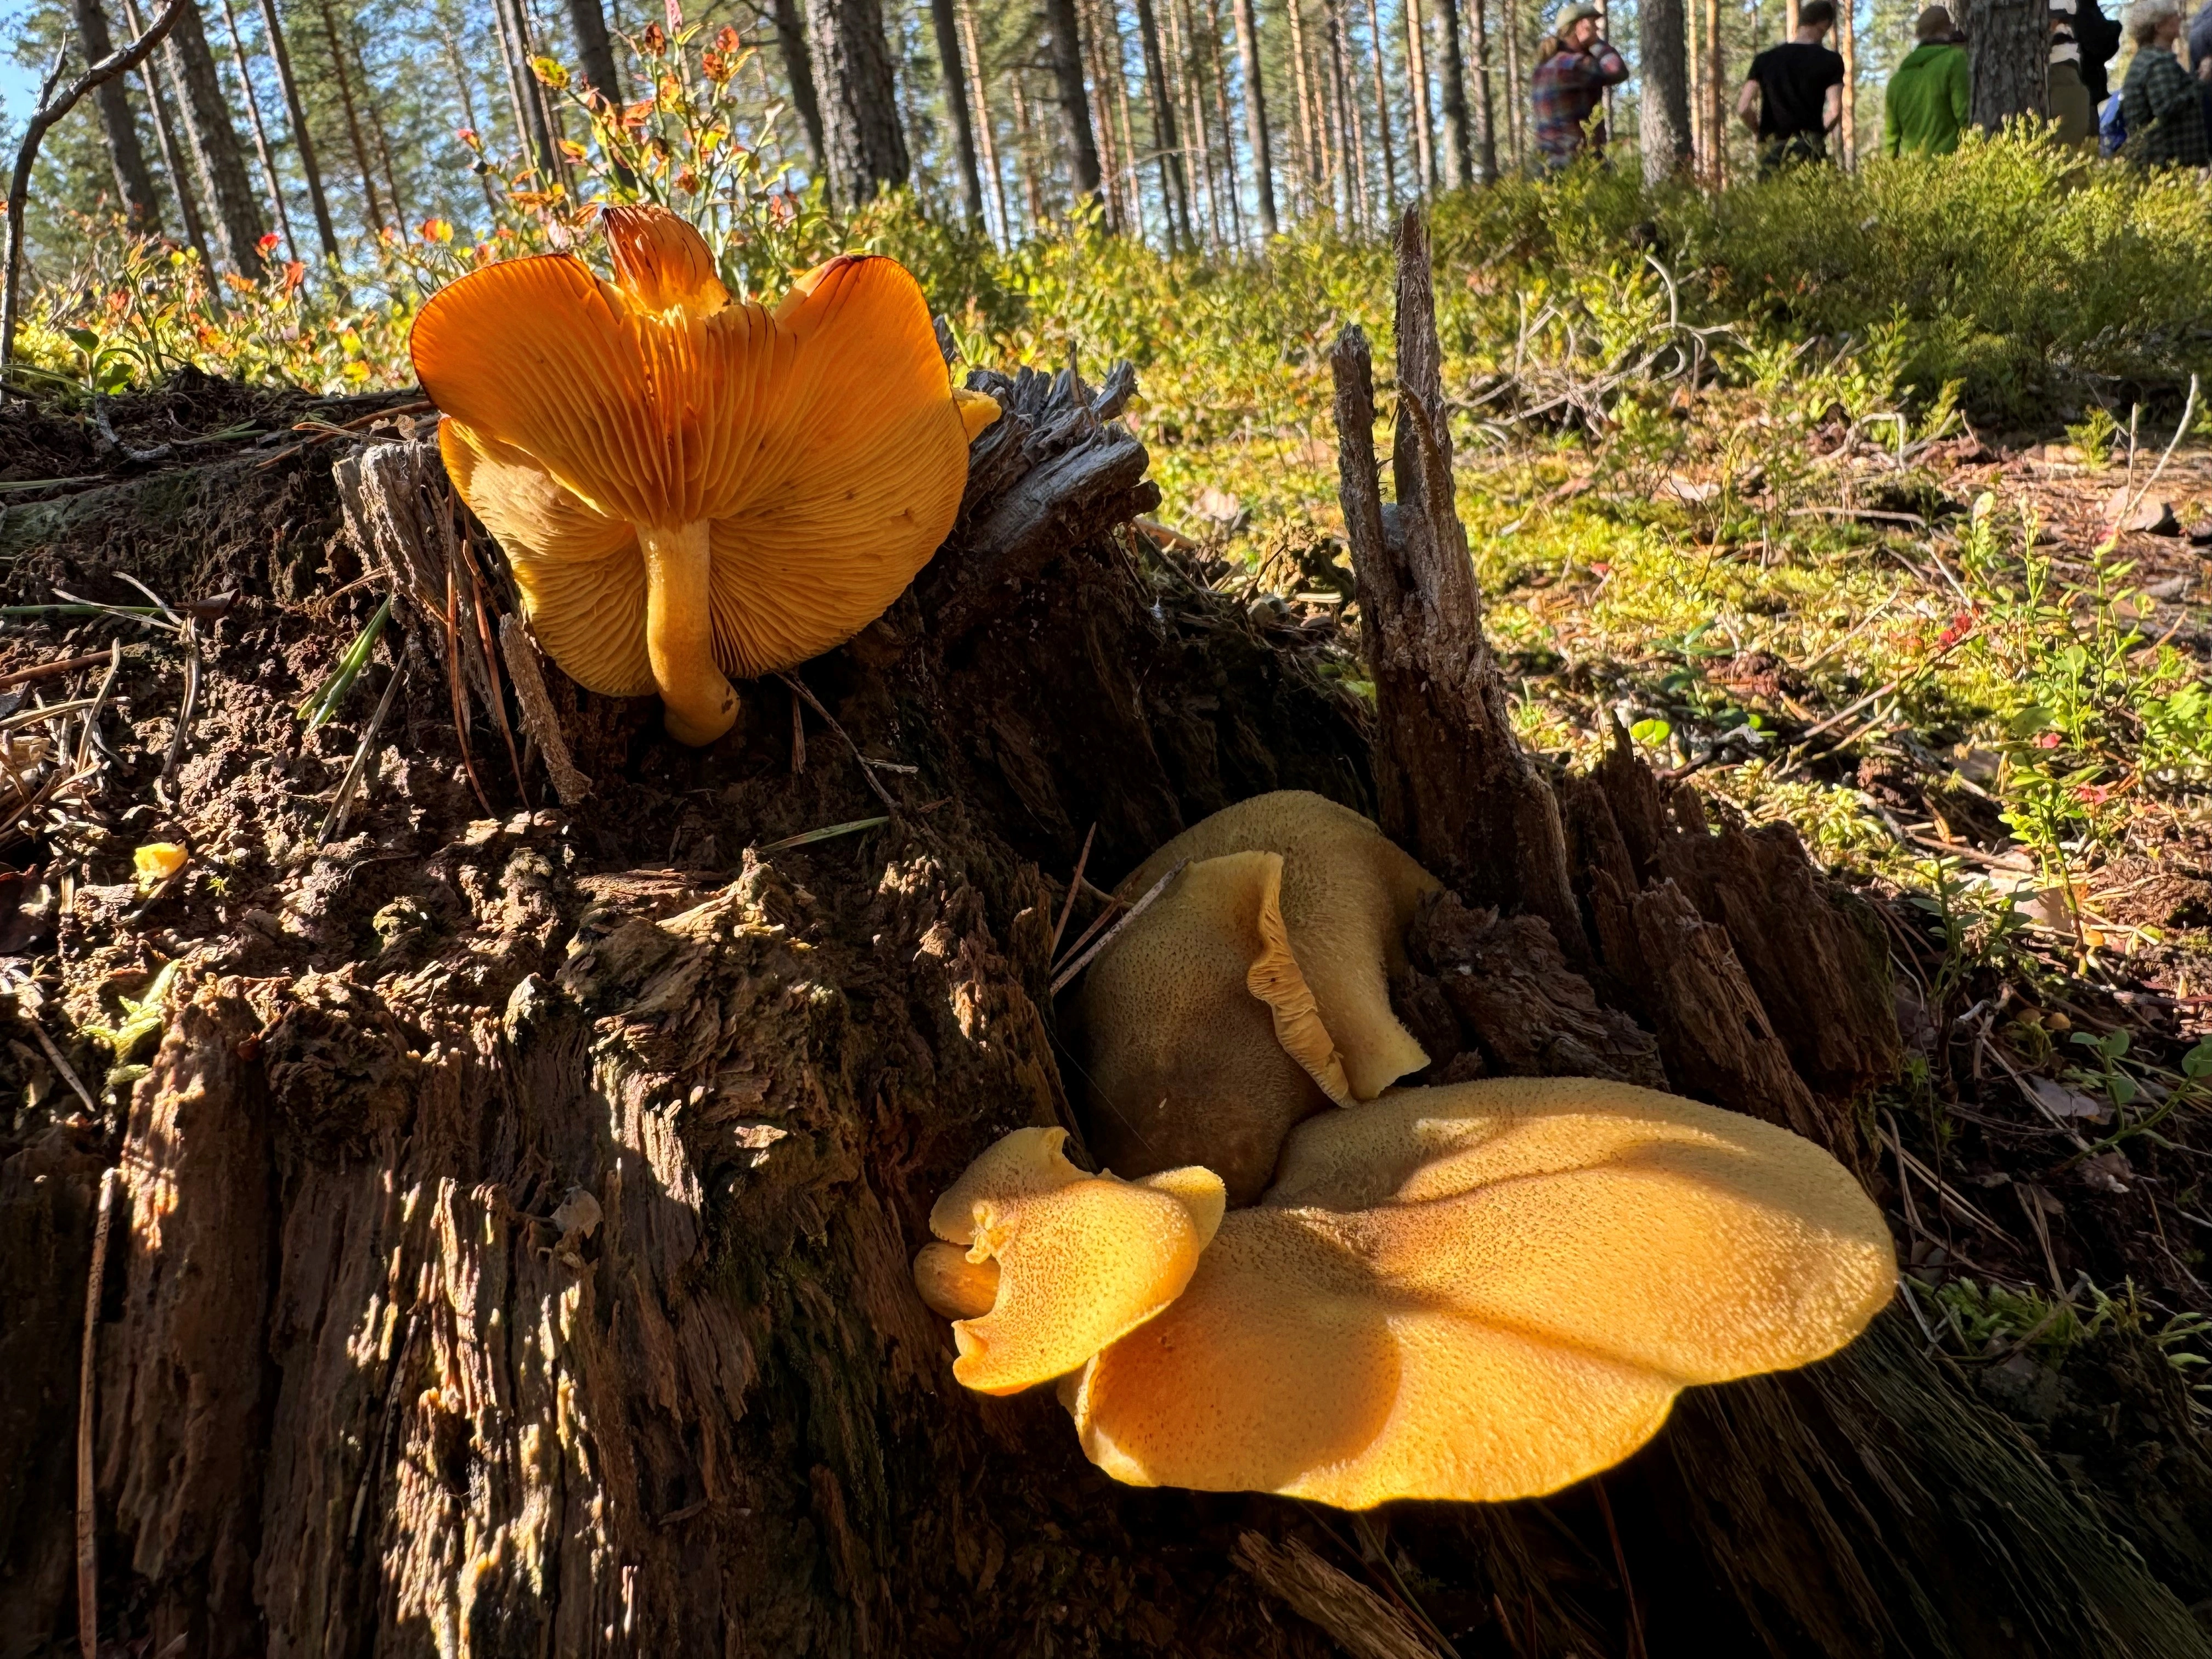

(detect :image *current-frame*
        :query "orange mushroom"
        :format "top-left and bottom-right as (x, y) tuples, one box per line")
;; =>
(915, 1126), (1225, 1395)
(1064, 1077), (1895, 1508)
(1110, 792), (1442, 1102)
(409, 205), (1000, 746)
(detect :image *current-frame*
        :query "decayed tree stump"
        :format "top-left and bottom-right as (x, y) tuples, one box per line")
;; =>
(0, 249), (2205, 1659)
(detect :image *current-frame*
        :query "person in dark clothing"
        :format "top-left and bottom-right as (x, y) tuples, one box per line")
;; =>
(2078, 0), (2123, 101)
(1738, 0), (1846, 173)
(2120, 0), (2209, 165)
(2189, 0), (2212, 149)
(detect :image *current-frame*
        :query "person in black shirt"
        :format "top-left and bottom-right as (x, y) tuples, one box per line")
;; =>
(1738, 0), (1847, 173)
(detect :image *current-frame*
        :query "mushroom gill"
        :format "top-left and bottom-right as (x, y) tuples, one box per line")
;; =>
(917, 1126), (1226, 1396)
(409, 204), (1000, 746)
(1063, 1077), (1896, 1509)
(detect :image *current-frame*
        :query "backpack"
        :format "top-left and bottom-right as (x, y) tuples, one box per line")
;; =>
(2099, 91), (2127, 156)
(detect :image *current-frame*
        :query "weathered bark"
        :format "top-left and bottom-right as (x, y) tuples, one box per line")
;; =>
(163, 0), (266, 275)
(1468, 0), (1497, 180)
(806, 0), (911, 205)
(769, 0), (830, 175)
(1965, 0), (2046, 127)
(1637, 0), (1691, 181)
(71, 0), (165, 230)
(255, 0), (339, 263)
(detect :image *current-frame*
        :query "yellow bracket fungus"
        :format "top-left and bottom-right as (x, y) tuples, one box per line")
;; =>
(1112, 792), (1442, 1103)
(1070, 850), (1346, 1204)
(920, 1080), (1894, 1510)
(409, 204), (1001, 747)
(916, 1126), (1225, 1395)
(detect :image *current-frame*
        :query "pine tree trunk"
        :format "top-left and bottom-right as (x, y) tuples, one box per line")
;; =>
(215, 0), (297, 262)
(165, 0), (267, 275)
(806, 0), (911, 205)
(1405, 0), (1437, 189)
(1964, 0), (2046, 126)
(71, 0), (165, 232)
(314, 0), (386, 228)
(768, 0), (830, 176)
(1468, 0), (1497, 180)
(928, 0), (987, 224)
(1706, 0), (1724, 181)
(1638, 0), (1690, 182)
(1133, 0), (1191, 247)
(117, 0), (222, 292)
(1205, 0), (1245, 241)
(1231, 0), (1277, 233)
(957, 0), (1010, 240)
(1432, 0), (1475, 187)
(258, 0), (339, 262)
(1363, 0), (1398, 206)
(563, 0), (625, 105)
(1042, 0), (1106, 208)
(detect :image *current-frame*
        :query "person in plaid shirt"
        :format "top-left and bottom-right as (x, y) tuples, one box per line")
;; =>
(2120, 0), (2210, 166)
(1530, 3), (1631, 168)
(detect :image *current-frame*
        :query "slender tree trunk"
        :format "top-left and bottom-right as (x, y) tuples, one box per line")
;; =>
(928, 0), (986, 223)
(1639, 0), (1690, 181)
(119, 0), (220, 285)
(516, 0), (575, 196)
(1467, 0), (1496, 178)
(357, 27), (410, 226)
(769, 0), (830, 174)
(1010, 72), (1043, 228)
(1109, 1), (1143, 233)
(1042, 0), (1105, 210)
(1230, 0), (1277, 232)
(1706, 0), (1724, 182)
(313, 0), (384, 229)
(1133, 0), (1190, 247)
(1086, 0), (1127, 228)
(957, 0), (1011, 240)
(215, 0), (295, 262)
(1837, 0), (1856, 164)
(1364, 0), (1397, 204)
(807, 0), (911, 204)
(564, 0), (625, 104)
(1286, 0), (1318, 211)
(257, 0), (336, 260)
(1405, 0), (1435, 188)
(1501, 0), (1521, 165)
(1324, 0), (1365, 225)
(1204, 0), (1245, 240)
(166, 0), (266, 273)
(1432, 0), (1473, 185)
(440, 31), (504, 216)
(72, 0), (165, 230)
(487, 0), (536, 173)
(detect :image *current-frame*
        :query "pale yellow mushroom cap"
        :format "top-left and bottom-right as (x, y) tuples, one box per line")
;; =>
(410, 205), (1000, 744)
(1071, 850), (1345, 1204)
(921, 1127), (1226, 1396)
(1114, 792), (1442, 1102)
(1065, 1077), (1896, 1508)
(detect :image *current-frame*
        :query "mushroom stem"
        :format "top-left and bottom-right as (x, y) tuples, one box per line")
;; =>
(638, 520), (737, 745)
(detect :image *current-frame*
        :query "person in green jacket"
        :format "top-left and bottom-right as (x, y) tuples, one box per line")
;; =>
(1884, 6), (1973, 154)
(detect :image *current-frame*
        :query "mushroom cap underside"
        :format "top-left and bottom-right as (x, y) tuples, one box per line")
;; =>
(413, 213), (997, 698)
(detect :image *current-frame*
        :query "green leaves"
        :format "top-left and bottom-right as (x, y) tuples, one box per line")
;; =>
(81, 960), (183, 1094)
(296, 595), (393, 733)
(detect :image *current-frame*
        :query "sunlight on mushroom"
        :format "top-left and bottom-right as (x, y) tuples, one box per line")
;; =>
(917, 1126), (1225, 1396)
(1069, 849), (1346, 1204)
(409, 204), (1001, 746)
(1060, 1077), (1895, 1509)
(1111, 792), (1442, 1102)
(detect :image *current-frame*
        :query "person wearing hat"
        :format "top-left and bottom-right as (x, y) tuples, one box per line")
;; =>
(1530, 2), (1630, 169)
(1738, 0), (1846, 173)
(1883, 6), (1972, 154)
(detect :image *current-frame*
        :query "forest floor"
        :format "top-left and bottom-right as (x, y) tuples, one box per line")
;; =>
(7, 343), (2212, 1646)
